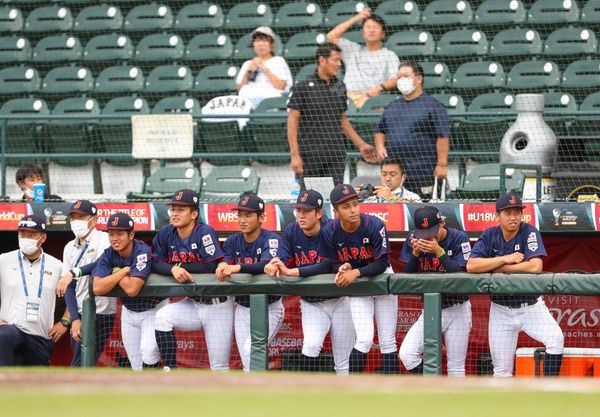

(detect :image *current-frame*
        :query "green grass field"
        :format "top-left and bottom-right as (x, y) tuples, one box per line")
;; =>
(2, 369), (600, 417)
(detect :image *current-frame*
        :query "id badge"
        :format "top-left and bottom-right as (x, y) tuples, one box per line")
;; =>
(25, 302), (40, 322)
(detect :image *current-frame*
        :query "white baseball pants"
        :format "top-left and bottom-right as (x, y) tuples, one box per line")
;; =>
(349, 294), (398, 354)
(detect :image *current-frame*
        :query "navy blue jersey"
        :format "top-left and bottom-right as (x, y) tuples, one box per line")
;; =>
(470, 222), (546, 305)
(222, 229), (281, 307)
(152, 223), (224, 265)
(92, 239), (162, 313)
(320, 214), (390, 269)
(400, 227), (471, 308)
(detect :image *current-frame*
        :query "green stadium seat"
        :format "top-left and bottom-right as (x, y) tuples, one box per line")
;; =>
(432, 93), (466, 150)
(73, 5), (123, 32)
(0, 98), (47, 164)
(32, 35), (82, 63)
(385, 30), (435, 57)
(574, 92), (600, 161)
(0, 36), (30, 63)
(543, 27), (598, 56)
(561, 59), (600, 90)
(224, 2), (273, 30)
(323, 1), (367, 28)
(581, 0), (600, 25)
(47, 97), (99, 166)
(134, 33), (184, 61)
(283, 31), (327, 61)
(124, 3), (173, 32)
(421, 61), (451, 90)
(274, 2), (323, 29)
(295, 63), (346, 83)
(152, 96), (202, 115)
(452, 61), (506, 90)
(0, 66), (40, 95)
(193, 64), (238, 95)
(453, 163), (524, 200)
(375, 0), (421, 27)
(543, 91), (578, 137)
(343, 30), (365, 46)
(435, 29), (488, 57)
(421, 0), (473, 27)
(24, 6), (73, 33)
(527, 0), (580, 25)
(506, 60), (561, 90)
(359, 94), (398, 113)
(174, 2), (224, 31)
(351, 94), (398, 150)
(0, 7), (23, 32)
(185, 33), (233, 61)
(41, 66), (94, 95)
(246, 95), (290, 164)
(127, 166), (202, 201)
(489, 28), (543, 58)
(473, 0), (526, 26)
(145, 65), (193, 93)
(94, 65), (144, 94)
(233, 32), (283, 60)
(82, 34), (134, 63)
(200, 165), (260, 201)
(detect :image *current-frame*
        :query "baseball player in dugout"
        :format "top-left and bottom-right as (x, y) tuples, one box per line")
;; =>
(56, 200), (116, 367)
(0, 215), (63, 366)
(467, 194), (564, 377)
(399, 206), (472, 376)
(265, 190), (354, 374)
(92, 213), (169, 371)
(152, 189), (234, 371)
(215, 193), (284, 372)
(319, 184), (397, 374)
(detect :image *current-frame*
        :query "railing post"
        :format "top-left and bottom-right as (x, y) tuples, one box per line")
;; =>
(249, 294), (269, 371)
(81, 278), (97, 368)
(1, 119), (7, 196)
(423, 292), (442, 375)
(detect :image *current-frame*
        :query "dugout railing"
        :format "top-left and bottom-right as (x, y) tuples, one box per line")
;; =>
(81, 272), (600, 374)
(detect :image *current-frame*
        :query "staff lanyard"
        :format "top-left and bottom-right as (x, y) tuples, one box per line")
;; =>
(18, 252), (46, 299)
(73, 242), (89, 268)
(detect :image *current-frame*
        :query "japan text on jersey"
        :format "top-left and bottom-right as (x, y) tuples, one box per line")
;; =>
(152, 223), (224, 265)
(279, 221), (328, 268)
(470, 223), (547, 260)
(400, 228), (471, 272)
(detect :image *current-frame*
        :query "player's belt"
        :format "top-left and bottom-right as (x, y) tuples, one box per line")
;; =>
(494, 299), (538, 309)
(192, 296), (228, 305)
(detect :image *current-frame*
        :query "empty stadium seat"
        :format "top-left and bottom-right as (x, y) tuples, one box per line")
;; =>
(134, 33), (184, 61)
(152, 95), (201, 115)
(351, 94), (397, 150)
(421, 0), (473, 27)
(0, 7), (23, 32)
(274, 2), (323, 29)
(452, 61), (506, 90)
(0, 66), (40, 95)
(375, 0), (421, 27)
(185, 33), (233, 61)
(74, 5), (123, 32)
(0, 36), (30, 63)
(561, 59), (600, 90)
(581, 0), (600, 25)
(489, 28), (543, 58)
(343, 30), (364, 46)
(421, 61), (451, 90)
(0, 97), (47, 163)
(543, 27), (598, 56)
(506, 60), (561, 90)
(543, 91), (578, 136)
(94, 65), (144, 94)
(82, 34), (135, 63)
(245, 95), (290, 164)
(127, 166), (202, 200)
(200, 165), (260, 201)
(233, 32), (283, 60)
(453, 163), (524, 200)
(385, 30), (435, 57)
(32, 35), (82, 63)
(435, 29), (488, 57)
(527, 0), (580, 26)
(224, 2), (273, 29)
(473, 0), (526, 26)
(574, 92), (600, 161)
(24, 6), (73, 33)
(323, 1), (366, 28)
(174, 2), (224, 30)
(284, 31), (327, 61)
(433, 93), (466, 149)
(124, 3), (173, 32)
(193, 64), (238, 94)
(144, 65), (193, 93)
(253, 162), (295, 201)
(41, 66), (94, 95)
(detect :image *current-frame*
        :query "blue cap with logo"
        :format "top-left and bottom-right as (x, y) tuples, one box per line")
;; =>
(295, 189), (323, 210)
(17, 214), (46, 233)
(413, 205), (442, 239)
(106, 213), (134, 231)
(68, 200), (97, 216)
(231, 193), (265, 213)
(330, 184), (358, 205)
(170, 189), (200, 206)
(496, 193), (526, 212)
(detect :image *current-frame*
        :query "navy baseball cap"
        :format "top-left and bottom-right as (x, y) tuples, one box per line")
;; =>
(330, 184), (358, 205)
(170, 189), (199, 206)
(295, 189), (323, 210)
(106, 213), (134, 231)
(68, 200), (97, 216)
(232, 193), (264, 213)
(413, 206), (442, 239)
(496, 193), (526, 212)
(17, 214), (46, 233)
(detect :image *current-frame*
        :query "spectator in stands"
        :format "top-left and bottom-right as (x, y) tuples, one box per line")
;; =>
(326, 8), (399, 108)
(0, 215), (64, 366)
(236, 26), (293, 110)
(288, 42), (377, 187)
(15, 164), (62, 202)
(374, 62), (450, 197)
(358, 158), (422, 203)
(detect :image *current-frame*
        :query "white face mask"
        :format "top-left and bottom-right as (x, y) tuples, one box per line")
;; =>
(24, 188), (34, 199)
(397, 77), (416, 96)
(19, 237), (41, 256)
(70, 219), (92, 239)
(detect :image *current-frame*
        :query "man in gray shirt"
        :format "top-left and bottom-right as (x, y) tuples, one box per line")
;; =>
(327, 9), (400, 108)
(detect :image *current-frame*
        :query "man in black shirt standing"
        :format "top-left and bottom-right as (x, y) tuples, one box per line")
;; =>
(287, 42), (376, 186)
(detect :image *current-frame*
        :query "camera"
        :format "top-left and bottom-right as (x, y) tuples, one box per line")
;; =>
(357, 184), (376, 202)
(247, 69), (259, 82)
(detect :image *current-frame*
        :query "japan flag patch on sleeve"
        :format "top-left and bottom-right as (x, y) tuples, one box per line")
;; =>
(527, 232), (538, 252)
(136, 254), (147, 271)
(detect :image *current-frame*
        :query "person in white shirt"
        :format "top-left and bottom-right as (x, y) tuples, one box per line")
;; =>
(56, 200), (116, 367)
(360, 159), (422, 203)
(0, 215), (63, 366)
(236, 26), (293, 110)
